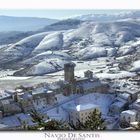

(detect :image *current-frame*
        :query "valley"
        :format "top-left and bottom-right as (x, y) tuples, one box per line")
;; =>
(0, 10), (140, 130)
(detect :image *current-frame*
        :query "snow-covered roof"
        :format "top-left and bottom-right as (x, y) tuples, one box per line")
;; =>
(18, 92), (32, 99)
(0, 116), (21, 128)
(121, 110), (137, 116)
(111, 101), (126, 108)
(76, 104), (99, 111)
(0, 123), (8, 129)
(126, 89), (140, 95)
(48, 83), (60, 90)
(21, 84), (33, 88)
(0, 113), (36, 129)
(16, 89), (23, 93)
(32, 87), (48, 95)
(77, 81), (101, 89)
(4, 89), (16, 94)
(134, 99), (140, 104)
(0, 91), (11, 100)
(75, 77), (89, 82)
(64, 62), (76, 67)
(132, 99), (140, 109)
(84, 70), (93, 73)
(118, 93), (130, 100)
(115, 97), (127, 103)
(47, 90), (53, 94)
(15, 113), (36, 126)
(1, 99), (10, 105)
(66, 103), (99, 112)
(117, 88), (140, 95)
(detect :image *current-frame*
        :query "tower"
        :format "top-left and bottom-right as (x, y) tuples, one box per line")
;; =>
(64, 62), (75, 83)
(84, 70), (93, 79)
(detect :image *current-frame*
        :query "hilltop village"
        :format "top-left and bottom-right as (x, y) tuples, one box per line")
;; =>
(0, 62), (140, 130)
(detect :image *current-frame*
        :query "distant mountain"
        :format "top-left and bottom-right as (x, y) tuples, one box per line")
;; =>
(0, 18), (140, 75)
(73, 11), (140, 22)
(0, 19), (81, 45)
(0, 16), (58, 31)
(40, 19), (82, 32)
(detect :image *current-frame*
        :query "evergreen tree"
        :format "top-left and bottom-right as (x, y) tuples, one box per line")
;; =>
(84, 110), (106, 130)
(68, 119), (86, 130)
(30, 110), (45, 125)
(43, 119), (70, 130)
(28, 110), (70, 130)
(28, 109), (106, 130)
(69, 110), (106, 130)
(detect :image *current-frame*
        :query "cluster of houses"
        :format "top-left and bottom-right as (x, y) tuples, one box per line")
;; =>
(0, 62), (140, 130)
(0, 62), (109, 129)
(108, 77), (140, 129)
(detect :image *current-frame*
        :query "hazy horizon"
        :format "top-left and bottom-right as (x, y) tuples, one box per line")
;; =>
(0, 9), (137, 19)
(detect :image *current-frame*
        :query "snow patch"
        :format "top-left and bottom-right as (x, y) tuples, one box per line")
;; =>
(130, 60), (140, 72)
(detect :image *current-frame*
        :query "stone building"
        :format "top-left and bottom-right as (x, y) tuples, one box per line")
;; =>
(63, 62), (109, 96)
(0, 113), (36, 130)
(109, 100), (127, 114)
(120, 110), (137, 123)
(130, 99), (140, 111)
(32, 87), (56, 109)
(126, 90), (140, 102)
(15, 92), (34, 113)
(64, 103), (100, 125)
(84, 70), (93, 79)
(61, 81), (79, 96)
(116, 93), (132, 104)
(76, 78), (109, 94)
(13, 86), (57, 112)
(0, 99), (21, 116)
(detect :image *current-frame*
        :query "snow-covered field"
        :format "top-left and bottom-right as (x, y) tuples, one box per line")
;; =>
(0, 70), (14, 78)
(0, 76), (30, 80)
(0, 57), (136, 91)
(96, 71), (136, 79)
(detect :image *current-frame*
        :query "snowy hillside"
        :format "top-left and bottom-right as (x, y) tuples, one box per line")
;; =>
(33, 32), (63, 53)
(0, 32), (49, 65)
(0, 16), (140, 75)
(73, 11), (140, 22)
(14, 58), (69, 76)
(0, 31), (33, 45)
(130, 60), (140, 72)
(28, 58), (69, 75)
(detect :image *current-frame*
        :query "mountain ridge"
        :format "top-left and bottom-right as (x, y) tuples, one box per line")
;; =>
(72, 11), (140, 22)
(0, 13), (140, 76)
(0, 15), (58, 31)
